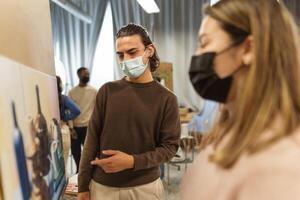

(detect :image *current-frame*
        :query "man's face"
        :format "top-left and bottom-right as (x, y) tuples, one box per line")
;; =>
(79, 69), (90, 83)
(116, 34), (149, 64)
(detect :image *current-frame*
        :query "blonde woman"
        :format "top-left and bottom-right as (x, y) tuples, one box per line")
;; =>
(181, 0), (300, 199)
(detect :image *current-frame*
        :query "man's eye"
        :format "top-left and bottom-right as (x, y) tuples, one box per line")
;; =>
(129, 51), (136, 55)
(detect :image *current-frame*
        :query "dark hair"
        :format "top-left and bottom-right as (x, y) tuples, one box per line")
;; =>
(116, 23), (160, 72)
(56, 76), (63, 112)
(77, 67), (88, 76)
(56, 76), (62, 93)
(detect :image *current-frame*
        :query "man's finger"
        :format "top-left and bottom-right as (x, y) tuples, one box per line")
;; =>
(104, 169), (118, 173)
(102, 166), (115, 173)
(90, 157), (111, 166)
(102, 150), (119, 156)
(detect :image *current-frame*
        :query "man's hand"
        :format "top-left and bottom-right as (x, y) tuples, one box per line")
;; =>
(78, 192), (90, 200)
(69, 128), (78, 139)
(90, 150), (134, 173)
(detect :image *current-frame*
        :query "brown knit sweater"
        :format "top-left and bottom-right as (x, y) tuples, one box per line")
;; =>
(78, 78), (180, 192)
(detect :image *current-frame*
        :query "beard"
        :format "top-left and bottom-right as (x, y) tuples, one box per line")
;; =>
(81, 77), (90, 83)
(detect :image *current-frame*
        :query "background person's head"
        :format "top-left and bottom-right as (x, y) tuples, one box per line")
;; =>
(116, 23), (160, 75)
(197, 0), (300, 168)
(56, 75), (63, 94)
(77, 67), (90, 85)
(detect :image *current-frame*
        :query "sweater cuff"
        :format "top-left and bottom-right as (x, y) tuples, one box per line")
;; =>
(78, 176), (91, 193)
(132, 154), (146, 171)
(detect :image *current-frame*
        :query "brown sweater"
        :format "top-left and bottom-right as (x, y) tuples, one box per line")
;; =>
(78, 78), (180, 192)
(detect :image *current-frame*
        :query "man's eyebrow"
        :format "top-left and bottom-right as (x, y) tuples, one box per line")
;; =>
(116, 48), (138, 55)
(127, 48), (138, 52)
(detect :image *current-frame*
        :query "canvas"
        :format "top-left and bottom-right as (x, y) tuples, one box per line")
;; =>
(0, 56), (66, 200)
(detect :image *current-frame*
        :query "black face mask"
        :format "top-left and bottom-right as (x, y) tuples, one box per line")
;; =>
(189, 40), (246, 103)
(189, 52), (233, 103)
(81, 76), (90, 84)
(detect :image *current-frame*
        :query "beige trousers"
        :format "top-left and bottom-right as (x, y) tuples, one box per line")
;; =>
(90, 178), (164, 200)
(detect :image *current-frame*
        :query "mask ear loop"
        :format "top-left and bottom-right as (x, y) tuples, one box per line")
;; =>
(143, 46), (151, 67)
(215, 36), (249, 79)
(217, 36), (248, 56)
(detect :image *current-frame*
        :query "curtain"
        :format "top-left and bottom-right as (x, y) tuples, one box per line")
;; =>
(110, 0), (209, 109)
(50, 0), (108, 87)
(283, 0), (300, 25)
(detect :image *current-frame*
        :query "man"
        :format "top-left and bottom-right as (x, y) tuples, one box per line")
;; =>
(69, 67), (97, 172)
(78, 23), (180, 200)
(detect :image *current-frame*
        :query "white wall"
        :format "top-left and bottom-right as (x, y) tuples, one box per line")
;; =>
(0, 0), (55, 76)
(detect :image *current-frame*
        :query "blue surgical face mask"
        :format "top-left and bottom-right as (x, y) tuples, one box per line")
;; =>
(120, 52), (148, 79)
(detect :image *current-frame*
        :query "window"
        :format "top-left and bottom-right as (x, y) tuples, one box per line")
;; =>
(54, 56), (70, 94)
(90, 2), (114, 88)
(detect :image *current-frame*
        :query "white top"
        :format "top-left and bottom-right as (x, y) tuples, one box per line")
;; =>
(69, 85), (97, 127)
(181, 127), (300, 200)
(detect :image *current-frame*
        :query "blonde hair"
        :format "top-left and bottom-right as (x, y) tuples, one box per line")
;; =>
(203, 0), (300, 168)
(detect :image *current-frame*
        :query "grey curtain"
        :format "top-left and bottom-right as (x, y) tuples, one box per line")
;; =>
(50, 0), (108, 87)
(110, 0), (209, 109)
(283, 0), (300, 25)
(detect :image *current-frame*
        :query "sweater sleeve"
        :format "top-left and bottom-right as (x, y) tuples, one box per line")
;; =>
(132, 94), (180, 171)
(62, 95), (81, 121)
(78, 85), (107, 192)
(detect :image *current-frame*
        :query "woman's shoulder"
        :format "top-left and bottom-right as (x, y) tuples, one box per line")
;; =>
(233, 128), (300, 186)
(181, 129), (300, 200)
(244, 128), (300, 169)
(231, 130), (300, 199)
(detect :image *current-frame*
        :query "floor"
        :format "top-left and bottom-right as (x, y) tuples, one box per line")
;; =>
(163, 163), (187, 200)
(63, 164), (187, 200)
(63, 150), (195, 200)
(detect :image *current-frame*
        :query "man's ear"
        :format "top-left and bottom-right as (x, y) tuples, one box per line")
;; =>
(146, 44), (156, 57)
(242, 36), (253, 66)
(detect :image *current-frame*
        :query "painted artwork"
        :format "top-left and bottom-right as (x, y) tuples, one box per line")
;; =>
(0, 164), (3, 200)
(0, 56), (66, 200)
(0, 58), (25, 200)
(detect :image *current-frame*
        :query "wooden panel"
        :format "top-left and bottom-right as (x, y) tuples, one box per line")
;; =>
(153, 62), (173, 91)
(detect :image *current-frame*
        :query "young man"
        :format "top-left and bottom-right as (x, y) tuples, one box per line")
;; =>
(78, 24), (180, 200)
(69, 67), (97, 172)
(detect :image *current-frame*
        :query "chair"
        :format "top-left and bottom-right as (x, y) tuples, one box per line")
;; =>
(166, 135), (199, 184)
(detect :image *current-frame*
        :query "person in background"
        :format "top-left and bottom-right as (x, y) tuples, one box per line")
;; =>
(78, 23), (180, 200)
(181, 0), (300, 199)
(68, 67), (97, 173)
(56, 76), (81, 167)
(56, 76), (81, 122)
